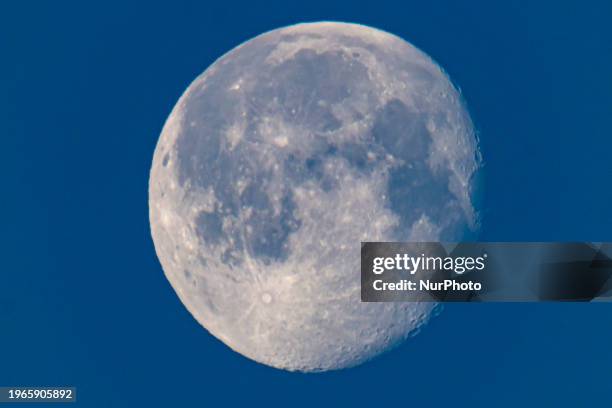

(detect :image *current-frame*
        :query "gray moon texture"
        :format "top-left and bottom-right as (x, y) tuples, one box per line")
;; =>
(149, 22), (481, 372)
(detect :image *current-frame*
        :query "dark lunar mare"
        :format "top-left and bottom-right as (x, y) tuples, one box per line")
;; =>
(173, 33), (464, 267)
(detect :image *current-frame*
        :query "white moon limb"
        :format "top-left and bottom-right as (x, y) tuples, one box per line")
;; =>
(149, 22), (481, 372)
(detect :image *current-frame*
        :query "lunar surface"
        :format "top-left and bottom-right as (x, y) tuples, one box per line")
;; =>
(149, 22), (481, 372)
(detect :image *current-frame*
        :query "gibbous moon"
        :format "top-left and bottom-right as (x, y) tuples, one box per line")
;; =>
(149, 22), (480, 372)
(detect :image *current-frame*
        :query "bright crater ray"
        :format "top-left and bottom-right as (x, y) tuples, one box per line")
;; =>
(149, 22), (481, 372)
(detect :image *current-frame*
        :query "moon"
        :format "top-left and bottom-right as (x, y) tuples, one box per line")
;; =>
(149, 22), (481, 372)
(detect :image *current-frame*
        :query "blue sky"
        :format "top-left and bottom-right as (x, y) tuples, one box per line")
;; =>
(2, 1), (611, 406)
